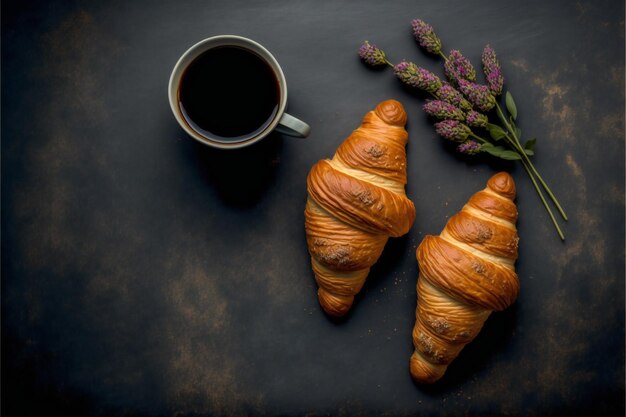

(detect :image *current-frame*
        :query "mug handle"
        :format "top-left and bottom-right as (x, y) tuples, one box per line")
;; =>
(275, 112), (311, 138)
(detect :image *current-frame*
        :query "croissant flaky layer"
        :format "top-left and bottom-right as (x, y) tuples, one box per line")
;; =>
(411, 172), (520, 383)
(305, 100), (415, 317)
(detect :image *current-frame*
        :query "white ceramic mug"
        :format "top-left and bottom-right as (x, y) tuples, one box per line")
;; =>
(168, 35), (310, 149)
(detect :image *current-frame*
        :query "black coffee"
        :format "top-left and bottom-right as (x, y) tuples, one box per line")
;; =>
(178, 46), (280, 142)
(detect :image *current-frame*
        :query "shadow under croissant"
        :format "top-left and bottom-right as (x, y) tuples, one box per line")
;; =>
(365, 233), (413, 292)
(180, 132), (284, 208)
(414, 302), (519, 393)
(320, 233), (413, 325)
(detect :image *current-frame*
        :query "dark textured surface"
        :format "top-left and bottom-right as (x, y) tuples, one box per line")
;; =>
(2, 0), (624, 416)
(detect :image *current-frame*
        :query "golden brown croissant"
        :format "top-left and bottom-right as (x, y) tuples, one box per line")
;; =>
(410, 172), (520, 383)
(305, 99), (416, 317)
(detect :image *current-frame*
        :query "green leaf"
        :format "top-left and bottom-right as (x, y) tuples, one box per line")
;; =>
(515, 126), (522, 138)
(480, 143), (522, 160)
(481, 144), (505, 156)
(524, 138), (537, 151)
(523, 138), (536, 156)
(487, 124), (506, 141)
(506, 91), (518, 120)
(490, 131), (505, 141)
(499, 150), (522, 160)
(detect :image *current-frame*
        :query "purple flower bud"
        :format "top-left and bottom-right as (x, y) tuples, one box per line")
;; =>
(434, 120), (472, 142)
(458, 79), (496, 112)
(444, 50), (476, 83)
(482, 45), (504, 96)
(393, 60), (442, 94)
(465, 110), (489, 128)
(482, 45), (499, 68)
(456, 140), (482, 155)
(358, 41), (389, 66)
(436, 83), (473, 112)
(485, 65), (504, 96)
(423, 100), (465, 121)
(411, 19), (442, 55)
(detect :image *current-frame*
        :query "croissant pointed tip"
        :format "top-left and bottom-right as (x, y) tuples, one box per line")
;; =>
(488, 171), (516, 199)
(318, 288), (354, 317)
(375, 99), (407, 127)
(409, 351), (446, 384)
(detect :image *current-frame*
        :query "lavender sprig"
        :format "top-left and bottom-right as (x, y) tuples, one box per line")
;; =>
(457, 140), (482, 155)
(434, 120), (472, 142)
(411, 19), (443, 56)
(393, 61), (442, 94)
(444, 50), (477, 84)
(423, 100), (465, 121)
(436, 84), (473, 111)
(466, 110), (488, 128)
(357, 19), (568, 240)
(358, 41), (391, 66)
(482, 45), (504, 96)
(458, 79), (496, 112)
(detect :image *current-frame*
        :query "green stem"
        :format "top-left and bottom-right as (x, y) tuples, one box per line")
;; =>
(469, 132), (488, 144)
(494, 102), (515, 136)
(519, 157), (566, 241)
(495, 103), (568, 221)
(512, 139), (568, 221)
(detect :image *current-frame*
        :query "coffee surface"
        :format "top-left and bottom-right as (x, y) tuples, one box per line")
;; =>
(178, 46), (279, 142)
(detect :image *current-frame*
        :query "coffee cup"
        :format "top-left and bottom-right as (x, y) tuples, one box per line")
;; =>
(168, 35), (310, 149)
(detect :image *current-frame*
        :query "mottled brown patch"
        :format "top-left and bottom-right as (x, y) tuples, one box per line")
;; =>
(160, 250), (259, 415)
(16, 10), (125, 274)
(168, 265), (228, 331)
(609, 65), (625, 89)
(565, 153), (583, 178)
(533, 75), (576, 142)
(471, 49), (620, 401)
(560, 153), (606, 265)
(603, 183), (626, 205)
(509, 58), (530, 73)
(532, 63), (623, 153)
(599, 112), (624, 139)
(13, 10), (264, 414)
(532, 67), (615, 266)
(39, 11), (122, 119)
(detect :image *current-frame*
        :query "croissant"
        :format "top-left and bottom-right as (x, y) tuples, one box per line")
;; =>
(304, 100), (416, 317)
(410, 172), (520, 383)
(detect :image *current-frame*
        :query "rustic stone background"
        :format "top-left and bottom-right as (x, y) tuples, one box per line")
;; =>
(2, 0), (624, 416)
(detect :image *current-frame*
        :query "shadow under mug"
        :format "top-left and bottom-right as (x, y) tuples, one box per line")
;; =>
(168, 35), (311, 149)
